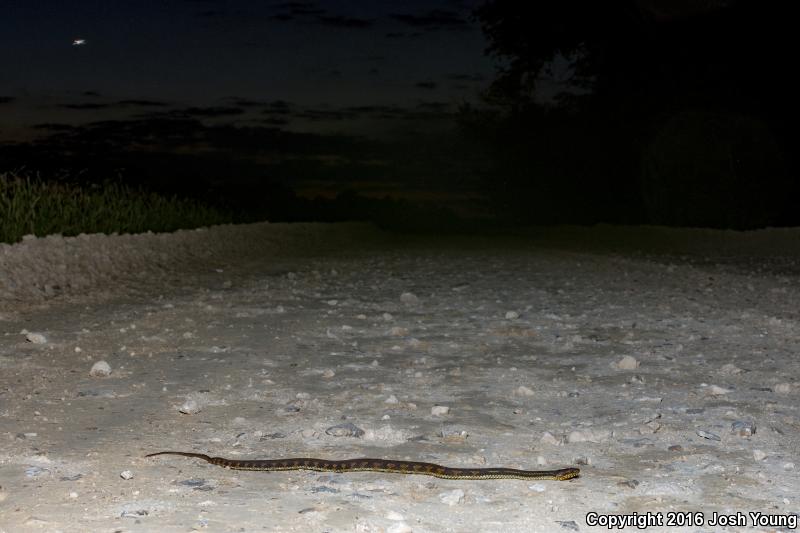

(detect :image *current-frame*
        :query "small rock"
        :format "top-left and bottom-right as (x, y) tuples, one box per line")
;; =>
(731, 420), (756, 437)
(25, 332), (48, 344)
(668, 444), (683, 452)
(430, 405), (450, 416)
(753, 449), (767, 461)
(719, 363), (743, 375)
(775, 383), (792, 394)
(321, 369), (335, 378)
(557, 520), (580, 531)
(705, 384), (731, 396)
(540, 431), (563, 446)
(617, 479), (640, 489)
(783, 462), (795, 470)
(25, 466), (47, 477)
(179, 399), (201, 414)
(515, 385), (535, 396)
(325, 422), (364, 438)
(505, 311), (520, 319)
(89, 360), (112, 377)
(439, 488), (465, 506)
(120, 470), (134, 480)
(615, 355), (639, 370)
(399, 292), (419, 304)
(696, 429), (721, 441)
(389, 326), (409, 336)
(384, 394), (399, 404)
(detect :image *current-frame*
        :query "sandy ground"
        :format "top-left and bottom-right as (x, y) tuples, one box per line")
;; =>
(1, 222), (799, 533)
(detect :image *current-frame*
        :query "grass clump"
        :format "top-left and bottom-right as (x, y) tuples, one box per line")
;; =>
(0, 171), (233, 244)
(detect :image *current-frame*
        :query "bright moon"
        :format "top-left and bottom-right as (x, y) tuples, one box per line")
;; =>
(72, 39), (86, 46)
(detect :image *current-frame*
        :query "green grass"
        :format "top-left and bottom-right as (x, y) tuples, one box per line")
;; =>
(0, 171), (234, 244)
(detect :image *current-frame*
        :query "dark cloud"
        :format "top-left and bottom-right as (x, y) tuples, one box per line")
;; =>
(32, 123), (75, 131)
(272, 2), (319, 11)
(447, 73), (486, 82)
(275, 2), (325, 16)
(390, 10), (467, 30)
(0, 96), (15, 104)
(296, 109), (355, 121)
(415, 81), (438, 90)
(61, 103), (110, 110)
(260, 100), (293, 115)
(117, 99), (169, 107)
(179, 106), (245, 117)
(316, 15), (373, 28)
(259, 117), (291, 126)
(384, 31), (422, 39)
(416, 101), (450, 112)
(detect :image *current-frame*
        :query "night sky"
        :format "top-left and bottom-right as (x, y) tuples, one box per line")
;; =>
(1, 1), (493, 138)
(1, 1), (796, 229)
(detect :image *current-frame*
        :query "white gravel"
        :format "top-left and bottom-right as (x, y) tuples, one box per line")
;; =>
(0, 221), (799, 532)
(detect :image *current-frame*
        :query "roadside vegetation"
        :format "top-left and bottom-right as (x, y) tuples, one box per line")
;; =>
(0, 171), (233, 244)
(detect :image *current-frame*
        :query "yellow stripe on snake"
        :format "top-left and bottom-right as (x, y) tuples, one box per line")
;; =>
(146, 451), (580, 481)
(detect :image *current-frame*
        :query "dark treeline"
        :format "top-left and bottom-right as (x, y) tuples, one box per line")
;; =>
(462, 0), (796, 229)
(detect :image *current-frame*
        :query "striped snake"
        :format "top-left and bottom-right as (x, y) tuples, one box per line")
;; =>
(146, 451), (580, 481)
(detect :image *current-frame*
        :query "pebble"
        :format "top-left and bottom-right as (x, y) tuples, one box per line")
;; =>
(89, 360), (112, 377)
(384, 394), (399, 404)
(430, 405), (450, 416)
(775, 383), (792, 394)
(705, 384), (731, 396)
(753, 449), (767, 461)
(120, 470), (134, 480)
(719, 363), (743, 375)
(515, 385), (535, 396)
(389, 326), (409, 336)
(540, 431), (563, 446)
(696, 429), (721, 441)
(325, 422), (364, 438)
(400, 292), (419, 304)
(25, 466), (47, 477)
(439, 489), (465, 505)
(179, 398), (202, 414)
(567, 429), (612, 443)
(615, 355), (639, 370)
(25, 332), (48, 344)
(731, 420), (756, 437)
(322, 369), (336, 378)
(505, 311), (520, 319)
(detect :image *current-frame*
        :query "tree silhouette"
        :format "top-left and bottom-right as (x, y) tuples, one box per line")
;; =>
(470, 0), (795, 228)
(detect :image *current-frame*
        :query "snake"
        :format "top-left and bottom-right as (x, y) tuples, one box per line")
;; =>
(146, 451), (580, 481)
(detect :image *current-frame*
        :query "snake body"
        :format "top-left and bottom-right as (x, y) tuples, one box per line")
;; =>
(146, 451), (580, 480)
